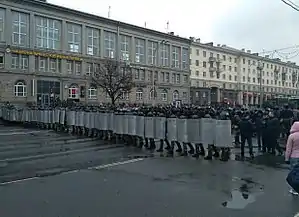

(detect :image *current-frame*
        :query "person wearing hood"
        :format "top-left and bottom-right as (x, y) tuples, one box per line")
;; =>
(285, 121), (299, 195)
(266, 112), (282, 155)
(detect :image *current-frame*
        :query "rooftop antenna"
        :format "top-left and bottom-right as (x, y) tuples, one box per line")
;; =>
(108, 6), (111, 18)
(166, 21), (169, 33)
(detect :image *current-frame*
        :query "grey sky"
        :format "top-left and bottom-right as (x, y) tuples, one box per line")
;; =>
(49, 0), (299, 62)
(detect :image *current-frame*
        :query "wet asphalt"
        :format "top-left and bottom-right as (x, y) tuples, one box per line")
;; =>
(0, 122), (298, 217)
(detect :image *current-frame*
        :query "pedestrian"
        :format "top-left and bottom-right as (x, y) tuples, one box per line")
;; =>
(239, 112), (254, 159)
(285, 121), (299, 195)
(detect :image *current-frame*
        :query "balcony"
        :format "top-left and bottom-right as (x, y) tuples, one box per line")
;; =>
(209, 57), (216, 62)
(209, 67), (216, 72)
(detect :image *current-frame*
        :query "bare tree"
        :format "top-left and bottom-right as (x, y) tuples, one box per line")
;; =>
(92, 59), (134, 106)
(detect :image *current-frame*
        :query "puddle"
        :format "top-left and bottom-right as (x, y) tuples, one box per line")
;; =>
(222, 178), (264, 209)
(222, 190), (256, 209)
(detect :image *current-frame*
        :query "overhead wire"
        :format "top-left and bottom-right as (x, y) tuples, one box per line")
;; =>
(281, 0), (299, 11)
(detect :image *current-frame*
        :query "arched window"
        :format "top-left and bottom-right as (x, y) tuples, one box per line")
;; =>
(88, 85), (97, 99)
(136, 88), (143, 101)
(172, 90), (179, 101)
(149, 89), (157, 100)
(161, 89), (168, 102)
(14, 80), (27, 97)
(68, 84), (79, 99)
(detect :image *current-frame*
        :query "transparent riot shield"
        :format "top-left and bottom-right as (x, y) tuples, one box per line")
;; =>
(54, 109), (60, 123)
(89, 112), (96, 129)
(177, 118), (188, 143)
(43, 110), (49, 124)
(67, 110), (75, 126)
(60, 109), (66, 125)
(166, 118), (177, 141)
(94, 112), (101, 130)
(136, 116), (145, 137)
(75, 111), (80, 127)
(145, 116), (155, 138)
(114, 114), (123, 134)
(128, 115), (137, 136)
(154, 117), (166, 140)
(108, 113), (114, 131)
(78, 111), (84, 127)
(187, 119), (200, 144)
(49, 110), (54, 124)
(199, 118), (216, 148)
(122, 114), (129, 135)
(100, 113), (108, 131)
(215, 120), (233, 147)
(84, 112), (90, 129)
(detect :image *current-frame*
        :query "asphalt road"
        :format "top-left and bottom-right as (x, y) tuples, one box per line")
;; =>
(0, 122), (297, 217)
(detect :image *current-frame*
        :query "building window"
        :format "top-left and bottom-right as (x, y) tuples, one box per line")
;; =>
(161, 44), (170, 66)
(183, 92), (187, 99)
(173, 90), (179, 101)
(183, 75), (188, 83)
(172, 46), (180, 68)
(75, 62), (81, 75)
(88, 86), (97, 99)
(136, 88), (143, 100)
(161, 89), (167, 101)
(86, 27), (99, 56)
(120, 35), (130, 61)
(182, 48), (190, 69)
(86, 63), (94, 76)
(165, 72), (169, 82)
(176, 74), (180, 84)
(14, 80), (27, 97)
(11, 54), (29, 70)
(148, 41), (158, 65)
(195, 60), (199, 66)
(121, 91), (129, 100)
(135, 38), (145, 63)
(36, 16), (61, 50)
(12, 11), (28, 47)
(68, 84), (79, 99)
(67, 60), (73, 74)
(67, 23), (81, 53)
(149, 89), (157, 100)
(0, 9), (4, 41)
(104, 31), (116, 58)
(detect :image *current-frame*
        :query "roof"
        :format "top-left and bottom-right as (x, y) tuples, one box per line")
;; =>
(192, 41), (299, 69)
(14, 0), (190, 44)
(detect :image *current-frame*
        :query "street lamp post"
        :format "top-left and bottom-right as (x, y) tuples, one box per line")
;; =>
(257, 61), (264, 107)
(152, 40), (169, 106)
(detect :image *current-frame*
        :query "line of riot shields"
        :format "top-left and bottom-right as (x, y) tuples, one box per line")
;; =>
(0, 107), (233, 161)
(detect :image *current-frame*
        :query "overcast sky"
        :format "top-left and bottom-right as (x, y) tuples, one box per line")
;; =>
(49, 0), (299, 63)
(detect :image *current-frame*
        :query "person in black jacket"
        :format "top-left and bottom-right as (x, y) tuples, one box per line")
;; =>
(239, 113), (254, 159)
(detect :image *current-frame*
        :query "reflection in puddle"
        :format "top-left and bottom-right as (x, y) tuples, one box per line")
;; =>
(222, 181), (264, 210)
(222, 190), (256, 209)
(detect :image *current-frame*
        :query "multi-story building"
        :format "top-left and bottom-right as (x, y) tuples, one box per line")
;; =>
(190, 39), (299, 105)
(0, 0), (190, 105)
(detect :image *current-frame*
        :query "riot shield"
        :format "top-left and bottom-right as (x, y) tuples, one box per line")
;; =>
(94, 112), (101, 130)
(177, 118), (188, 143)
(136, 116), (145, 137)
(144, 116), (155, 138)
(128, 115), (137, 136)
(60, 109), (66, 125)
(67, 111), (75, 126)
(54, 109), (60, 123)
(187, 119), (200, 143)
(215, 120), (233, 147)
(166, 118), (177, 141)
(89, 112), (96, 129)
(78, 111), (84, 127)
(114, 114), (123, 134)
(44, 110), (50, 124)
(100, 113), (108, 131)
(108, 113), (114, 131)
(122, 114), (129, 135)
(154, 117), (166, 140)
(75, 111), (80, 127)
(199, 118), (216, 147)
(49, 110), (54, 124)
